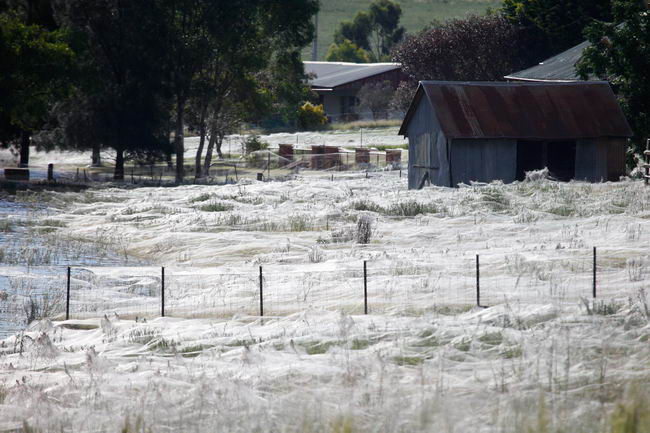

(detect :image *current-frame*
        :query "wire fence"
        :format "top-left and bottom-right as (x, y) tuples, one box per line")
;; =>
(1, 247), (648, 337)
(3, 147), (406, 188)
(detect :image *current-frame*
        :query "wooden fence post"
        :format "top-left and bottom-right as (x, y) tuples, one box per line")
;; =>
(66, 266), (71, 320)
(259, 265), (264, 317)
(593, 247), (597, 299)
(161, 266), (165, 317)
(476, 255), (481, 308)
(363, 261), (368, 314)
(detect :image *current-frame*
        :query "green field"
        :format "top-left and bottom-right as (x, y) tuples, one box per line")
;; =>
(304, 0), (501, 61)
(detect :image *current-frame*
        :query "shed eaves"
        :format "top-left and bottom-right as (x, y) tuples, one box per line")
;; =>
(399, 81), (633, 140)
(304, 61), (401, 89)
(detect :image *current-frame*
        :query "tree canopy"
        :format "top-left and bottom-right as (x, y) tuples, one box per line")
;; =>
(0, 0), (319, 181)
(502, 0), (613, 60)
(330, 0), (405, 62)
(326, 38), (370, 63)
(0, 11), (74, 166)
(577, 0), (650, 153)
(392, 14), (533, 82)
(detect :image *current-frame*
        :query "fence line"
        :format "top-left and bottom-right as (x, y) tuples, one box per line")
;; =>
(1, 247), (648, 334)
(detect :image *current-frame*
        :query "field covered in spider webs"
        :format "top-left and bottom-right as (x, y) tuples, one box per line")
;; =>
(1, 141), (650, 432)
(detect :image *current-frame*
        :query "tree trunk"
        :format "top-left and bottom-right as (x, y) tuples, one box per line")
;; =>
(216, 134), (224, 159)
(91, 143), (102, 167)
(19, 131), (30, 167)
(114, 145), (125, 180)
(194, 105), (208, 178)
(165, 120), (173, 169)
(175, 96), (186, 183)
(166, 151), (173, 169)
(202, 129), (218, 178)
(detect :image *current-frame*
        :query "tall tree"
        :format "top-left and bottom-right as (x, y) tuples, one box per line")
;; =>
(0, 11), (73, 166)
(331, 0), (405, 62)
(577, 0), (650, 154)
(392, 15), (533, 81)
(367, 0), (405, 61)
(174, 0), (318, 181)
(59, 0), (171, 180)
(502, 0), (612, 60)
(333, 11), (372, 51)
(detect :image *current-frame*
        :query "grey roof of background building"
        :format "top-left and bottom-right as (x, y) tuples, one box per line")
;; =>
(304, 61), (401, 90)
(399, 80), (632, 139)
(504, 41), (592, 82)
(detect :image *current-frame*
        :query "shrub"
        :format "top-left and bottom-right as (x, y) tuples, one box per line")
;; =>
(199, 202), (233, 212)
(356, 214), (373, 244)
(385, 200), (438, 216)
(297, 102), (327, 130)
(244, 135), (268, 154)
(352, 200), (382, 213)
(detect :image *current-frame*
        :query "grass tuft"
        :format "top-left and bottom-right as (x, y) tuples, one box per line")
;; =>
(199, 202), (234, 212)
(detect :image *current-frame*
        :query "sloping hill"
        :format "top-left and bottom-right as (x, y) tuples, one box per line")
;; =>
(305, 0), (501, 60)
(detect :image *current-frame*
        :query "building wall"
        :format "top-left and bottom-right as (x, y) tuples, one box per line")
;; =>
(406, 96), (450, 188)
(575, 137), (627, 182)
(317, 69), (407, 122)
(450, 139), (517, 186)
(606, 137), (626, 181)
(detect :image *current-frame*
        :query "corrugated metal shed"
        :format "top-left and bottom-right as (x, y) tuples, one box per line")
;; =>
(504, 41), (591, 82)
(399, 81), (633, 140)
(304, 61), (401, 89)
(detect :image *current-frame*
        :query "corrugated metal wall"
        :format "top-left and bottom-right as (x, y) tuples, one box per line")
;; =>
(575, 138), (626, 182)
(606, 138), (626, 181)
(407, 96), (450, 188)
(450, 139), (517, 186)
(575, 139), (608, 182)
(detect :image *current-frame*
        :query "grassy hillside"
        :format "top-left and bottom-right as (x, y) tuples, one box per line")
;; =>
(304, 0), (501, 61)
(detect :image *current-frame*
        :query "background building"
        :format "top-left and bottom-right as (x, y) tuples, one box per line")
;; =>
(304, 61), (403, 121)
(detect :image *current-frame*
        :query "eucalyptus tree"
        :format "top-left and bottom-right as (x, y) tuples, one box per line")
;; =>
(177, 0), (319, 180)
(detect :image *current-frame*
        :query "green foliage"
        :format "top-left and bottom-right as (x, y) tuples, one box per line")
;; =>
(260, 50), (317, 128)
(244, 135), (269, 154)
(610, 389), (650, 433)
(325, 38), (370, 63)
(502, 0), (612, 59)
(334, 11), (372, 50)
(310, 0), (501, 60)
(0, 13), (74, 153)
(297, 102), (328, 130)
(367, 0), (405, 60)
(577, 0), (650, 154)
(331, 0), (404, 62)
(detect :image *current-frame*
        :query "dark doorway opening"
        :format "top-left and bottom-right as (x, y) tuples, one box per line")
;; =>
(516, 141), (545, 181)
(547, 141), (576, 181)
(516, 140), (576, 181)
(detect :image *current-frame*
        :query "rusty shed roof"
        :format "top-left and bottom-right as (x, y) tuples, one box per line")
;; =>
(398, 81), (633, 139)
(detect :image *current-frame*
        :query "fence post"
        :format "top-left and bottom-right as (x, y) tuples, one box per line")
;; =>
(66, 266), (71, 320)
(161, 266), (165, 317)
(363, 261), (368, 314)
(593, 247), (597, 299)
(476, 254), (481, 307)
(259, 265), (264, 317)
